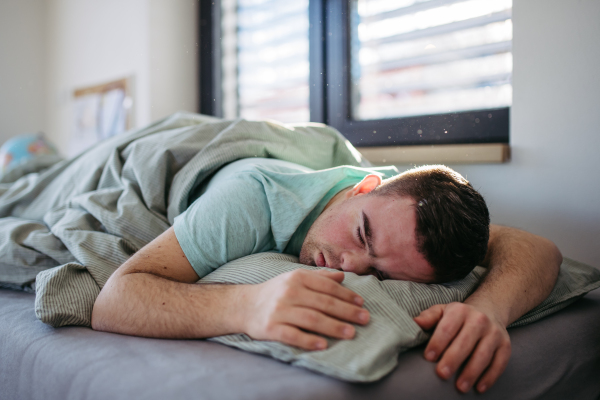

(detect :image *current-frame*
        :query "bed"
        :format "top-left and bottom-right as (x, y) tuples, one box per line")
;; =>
(1, 113), (599, 399)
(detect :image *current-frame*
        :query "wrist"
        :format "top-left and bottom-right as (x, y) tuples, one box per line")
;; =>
(464, 296), (510, 327)
(194, 283), (254, 335)
(227, 284), (256, 334)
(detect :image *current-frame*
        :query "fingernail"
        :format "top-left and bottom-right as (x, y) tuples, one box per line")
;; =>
(315, 341), (326, 350)
(459, 381), (470, 392)
(344, 326), (354, 338)
(440, 366), (451, 379)
(478, 384), (487, 393)
(354, 296), (363, 306)
(426, 350), (436, 361)
(359, 311), (369, 322)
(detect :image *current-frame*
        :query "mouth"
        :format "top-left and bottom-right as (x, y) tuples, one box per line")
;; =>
(315, 252), (331, 269)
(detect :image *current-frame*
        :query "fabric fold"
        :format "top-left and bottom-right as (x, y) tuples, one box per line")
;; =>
(0, 112), (367, 327)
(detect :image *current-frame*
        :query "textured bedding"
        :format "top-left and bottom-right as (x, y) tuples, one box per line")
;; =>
(202, 253), (600, 382)
(0, 112), (367, 326)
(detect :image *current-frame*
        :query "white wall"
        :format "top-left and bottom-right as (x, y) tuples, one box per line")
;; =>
(45, 0), (150, 156)
(420, 0), (600, 267)
(149, 0), (198, 121)
(44, 0), (198, 156)
(0, 0), (46, 143)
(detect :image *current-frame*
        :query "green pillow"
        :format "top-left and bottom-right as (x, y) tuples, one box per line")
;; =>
(201, 254), (600, 382)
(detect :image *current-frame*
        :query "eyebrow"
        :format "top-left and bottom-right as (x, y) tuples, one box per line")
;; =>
(362, 211), (377, 258)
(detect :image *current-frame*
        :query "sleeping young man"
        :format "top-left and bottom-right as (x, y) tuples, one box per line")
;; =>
(91, 159), (562, 394)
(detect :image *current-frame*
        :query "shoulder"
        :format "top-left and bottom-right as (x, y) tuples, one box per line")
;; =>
(222, 158), (314, 175)
(205, 158), (314, 193)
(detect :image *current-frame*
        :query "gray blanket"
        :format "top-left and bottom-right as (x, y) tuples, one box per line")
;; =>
(0, 112), (367, 326)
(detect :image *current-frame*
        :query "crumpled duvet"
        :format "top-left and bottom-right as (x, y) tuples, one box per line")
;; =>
(0, 112), (367, 327)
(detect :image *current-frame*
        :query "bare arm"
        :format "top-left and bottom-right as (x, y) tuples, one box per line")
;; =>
(91, 227), (244, 338)
(467, 224), (562, 324)
(414, 224), (562, 393)
(92, 227), (370, 349)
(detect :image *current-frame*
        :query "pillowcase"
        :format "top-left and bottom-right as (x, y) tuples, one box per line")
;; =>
(200, 253), (600, 382)
(0, 133), (62, 183)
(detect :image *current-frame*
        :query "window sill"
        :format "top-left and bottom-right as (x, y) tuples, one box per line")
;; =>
(357, 143), (510, 165)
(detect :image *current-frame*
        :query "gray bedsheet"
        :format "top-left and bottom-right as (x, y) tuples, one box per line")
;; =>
(1, 287), (599, 400)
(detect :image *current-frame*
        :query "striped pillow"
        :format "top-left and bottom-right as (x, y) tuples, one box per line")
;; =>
(201, 253), (600, 382)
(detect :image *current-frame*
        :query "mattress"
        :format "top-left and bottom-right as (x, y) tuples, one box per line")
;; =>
(1, 288), (599, 400)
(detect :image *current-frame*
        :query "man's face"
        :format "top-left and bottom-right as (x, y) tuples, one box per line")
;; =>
(299, 175), (435, 283)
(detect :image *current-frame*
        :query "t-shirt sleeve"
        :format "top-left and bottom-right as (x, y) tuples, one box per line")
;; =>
(173, 174), (275, 279)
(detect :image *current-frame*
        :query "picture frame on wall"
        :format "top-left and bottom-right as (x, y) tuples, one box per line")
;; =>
(71, 77), (133, 157)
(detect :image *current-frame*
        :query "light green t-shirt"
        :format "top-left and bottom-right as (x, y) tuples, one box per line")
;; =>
(173, 158), (398, 279)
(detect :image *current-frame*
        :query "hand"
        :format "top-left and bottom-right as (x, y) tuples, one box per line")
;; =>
(413, 302), (511, 393)
(241, 269), (370, 351)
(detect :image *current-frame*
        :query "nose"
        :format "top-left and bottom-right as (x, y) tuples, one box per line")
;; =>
(339, 251), (369, 275)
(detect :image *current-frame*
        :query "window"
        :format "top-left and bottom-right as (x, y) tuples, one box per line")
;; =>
(222, 0), (311, 122)
(199, 0), (511, 147)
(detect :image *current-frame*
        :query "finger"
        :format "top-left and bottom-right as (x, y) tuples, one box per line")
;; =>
(271, 324), (329, 351)
(423, 304), (466, 362)
(474, 342), (511, 393)
(454, 335), (498, 393)
(315, 269), (345, 283)
(414, 304), (445, 331)
(283, 307), (356, 341)
(435, 320), (485, 381)
(302, 271), (364, 306)
(296, 288), (370, 325)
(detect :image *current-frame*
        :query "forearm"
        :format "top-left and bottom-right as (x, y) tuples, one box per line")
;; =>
(92, 272), (249, 338)
(92, 227), (367, 349)
(465, 225), (562, 326)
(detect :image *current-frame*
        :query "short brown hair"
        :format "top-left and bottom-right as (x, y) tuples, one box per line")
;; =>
(372, 165), (490, 283)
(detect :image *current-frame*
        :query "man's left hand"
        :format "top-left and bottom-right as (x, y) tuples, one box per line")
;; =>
(413, 302), (511, 394)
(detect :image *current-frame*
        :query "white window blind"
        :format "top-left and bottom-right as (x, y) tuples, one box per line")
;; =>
(350, 0), (513, 120)
(221, 0), (310, 123)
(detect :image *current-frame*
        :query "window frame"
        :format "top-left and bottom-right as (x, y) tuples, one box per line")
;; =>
(199, 0), (510, 147)
(198, 0), (223, 117)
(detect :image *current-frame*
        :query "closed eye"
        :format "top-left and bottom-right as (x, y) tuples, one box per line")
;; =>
(374, 268), (389, 281)
(356, 226), (365, 246)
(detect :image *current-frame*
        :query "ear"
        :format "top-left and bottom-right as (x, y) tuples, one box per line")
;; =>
(345, 174), (382, 198)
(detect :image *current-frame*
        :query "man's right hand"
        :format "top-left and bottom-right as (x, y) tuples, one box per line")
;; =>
(241, 269), (370, 350)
